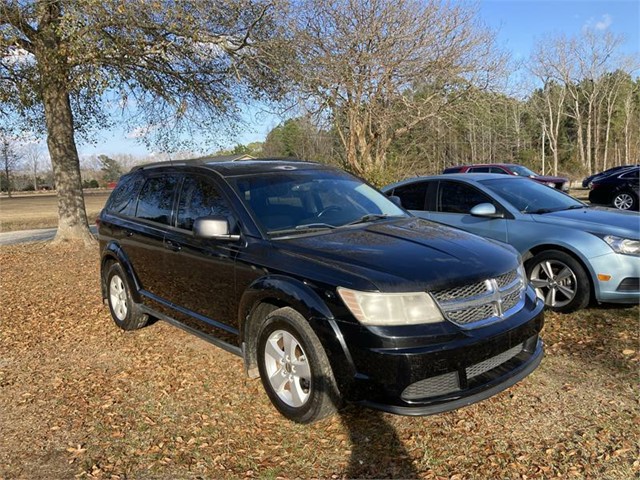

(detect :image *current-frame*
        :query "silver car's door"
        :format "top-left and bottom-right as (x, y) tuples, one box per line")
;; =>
(427, 180), (509, 243)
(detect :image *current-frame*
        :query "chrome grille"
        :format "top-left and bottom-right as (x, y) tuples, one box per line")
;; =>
(432, 268), (525, 328)
(496, 270), (518, 288)
(432, 281), (488, 302)
(446, 303), (495, 325)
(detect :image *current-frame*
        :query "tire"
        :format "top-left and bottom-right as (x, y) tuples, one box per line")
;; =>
(257, 307), (340, 423)
(612, 191), (638, 211)
(105, 262), (148, 330)
(525, 250), (590, 313)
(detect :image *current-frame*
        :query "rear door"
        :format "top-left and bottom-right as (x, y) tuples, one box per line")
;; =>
(125, 173), (180, 308)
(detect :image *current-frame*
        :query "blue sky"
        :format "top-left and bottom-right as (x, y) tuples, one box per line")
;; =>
(78, 0), (640, 159)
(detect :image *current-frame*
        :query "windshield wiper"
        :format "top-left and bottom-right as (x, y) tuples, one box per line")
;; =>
(269, 223), (336, 237)
(345, 214), (394, 226)
(527, 208), (554, 214)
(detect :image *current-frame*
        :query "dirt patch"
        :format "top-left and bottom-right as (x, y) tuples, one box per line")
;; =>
(0, 191), (110, 232)
(0, 243), (638, 479)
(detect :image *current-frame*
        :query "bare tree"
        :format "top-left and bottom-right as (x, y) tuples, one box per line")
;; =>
(0, 130), (21, 197)
(1, 0), (289, 243)
(21, 142), (46, 190)
(288, 0), (505, 181)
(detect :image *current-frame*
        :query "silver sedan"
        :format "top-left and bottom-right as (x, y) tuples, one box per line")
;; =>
(383, 174), (640, 313)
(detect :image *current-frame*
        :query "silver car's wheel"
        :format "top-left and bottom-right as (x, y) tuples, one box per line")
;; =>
(526, 250), (590, 313)
(529, 259), (577, 308)
(613, 192), (635, 210)
(263, 329), (311, 408)
(109, 274), (129, 321)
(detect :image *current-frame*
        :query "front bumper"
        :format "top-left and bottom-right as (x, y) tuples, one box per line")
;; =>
(589, 251), (640, 304)
(323, 294), (545, 415)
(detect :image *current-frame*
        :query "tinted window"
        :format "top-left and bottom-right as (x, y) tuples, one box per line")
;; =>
(481, 178), (583, 213)
(231, 170), (407, 234)
(106, 173), (143, 216)
(438, 181), (494, 214)
(468, 167), (492, 173)
(393, 182), (428, 210)
(135, 175), (178, 225)
(177, 176), (233, 231)
(620, 168), (639, 179)
(490, 167), (509, 174)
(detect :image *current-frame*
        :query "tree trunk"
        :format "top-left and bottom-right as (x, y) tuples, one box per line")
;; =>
(41, 82), (94, 245)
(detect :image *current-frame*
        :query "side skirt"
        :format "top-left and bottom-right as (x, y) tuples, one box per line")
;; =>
(139, 306), (243, 358)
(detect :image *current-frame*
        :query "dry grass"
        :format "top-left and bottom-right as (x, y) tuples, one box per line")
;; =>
(0, 243), (638, 479)
(0, 191), (110, 232)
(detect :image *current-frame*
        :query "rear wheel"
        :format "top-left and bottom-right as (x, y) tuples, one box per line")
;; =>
(257, 307), (339, 423)
(526, 250), (590, 313)
(105, 263), (148, 330)
(612, 191), (638, 211)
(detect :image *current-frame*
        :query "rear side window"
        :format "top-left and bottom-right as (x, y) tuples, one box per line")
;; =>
(135, 175), (179, 225)
(176, 176), (233, 231)
(468, 166), (492, 173)
(443, 166), (463, 173)
(393, 182), (428, 210)
(105, 174), (143, 216)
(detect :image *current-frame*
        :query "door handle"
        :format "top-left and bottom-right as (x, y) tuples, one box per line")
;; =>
(165, 240), (182, 252)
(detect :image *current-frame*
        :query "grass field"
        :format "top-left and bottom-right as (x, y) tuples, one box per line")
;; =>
(0, 191), (111, 232)
(0, 243), (638, 479)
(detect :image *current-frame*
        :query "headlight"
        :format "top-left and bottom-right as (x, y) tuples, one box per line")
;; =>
(337, 288), (444, 326)
(602, 235), (640, 256)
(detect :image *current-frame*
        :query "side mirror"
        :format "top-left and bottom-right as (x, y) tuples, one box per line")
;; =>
(470, 203), (504, 219)
(193, 216), (240, 241)
(389, 195), (402, 208)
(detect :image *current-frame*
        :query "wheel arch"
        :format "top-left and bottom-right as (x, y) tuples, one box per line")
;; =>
(100, 241), (143, 303)
(523, 243), (595, 301)
(238, 275), (353, 387)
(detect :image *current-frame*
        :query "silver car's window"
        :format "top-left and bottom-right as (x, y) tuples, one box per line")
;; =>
(481, 178), (584, 213)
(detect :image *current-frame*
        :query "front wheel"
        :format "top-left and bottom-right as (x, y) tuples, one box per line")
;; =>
(525, 250), (590, 313)
(257, 307), (340, 423)
(612, 191), (638, 211)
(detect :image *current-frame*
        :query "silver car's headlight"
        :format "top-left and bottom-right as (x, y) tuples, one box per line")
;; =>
(337, 288), (445, 326)
(602, 235), (640, 256)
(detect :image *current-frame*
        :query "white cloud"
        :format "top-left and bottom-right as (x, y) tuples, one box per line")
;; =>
(595, 14), (613, 31)
(583, 14), (613, 32)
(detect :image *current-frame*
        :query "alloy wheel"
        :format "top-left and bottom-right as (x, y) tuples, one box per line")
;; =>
(529, 260), (577, 308)
(263, 329), (311, 407)
(109, 274), (128, 321)
(613, 193), (634, 210)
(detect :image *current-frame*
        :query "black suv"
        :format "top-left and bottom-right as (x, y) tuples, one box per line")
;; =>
(98, 159), (544, 423)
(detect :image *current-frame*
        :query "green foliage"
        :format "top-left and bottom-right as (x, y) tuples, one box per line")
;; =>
(98, 155), (123, 183)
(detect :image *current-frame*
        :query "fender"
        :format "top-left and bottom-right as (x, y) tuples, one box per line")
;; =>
(238, 274), (335, 333)
(238, 275), (357, 388)
(101, 241), (143, 303)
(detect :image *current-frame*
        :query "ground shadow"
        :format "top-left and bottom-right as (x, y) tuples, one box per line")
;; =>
(338, 405), (418, 479)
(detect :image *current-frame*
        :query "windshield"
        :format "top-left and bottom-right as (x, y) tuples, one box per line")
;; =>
(481, 178), (585, 214)
(509, 165), (537, 177)
(230, 170), (407, 235)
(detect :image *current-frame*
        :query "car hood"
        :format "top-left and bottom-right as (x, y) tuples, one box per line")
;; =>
(531, 207), (640, 238)
(275, 218), (519, 292)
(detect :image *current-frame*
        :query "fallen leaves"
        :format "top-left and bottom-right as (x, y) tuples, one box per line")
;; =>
(0, 243), (639, 479)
